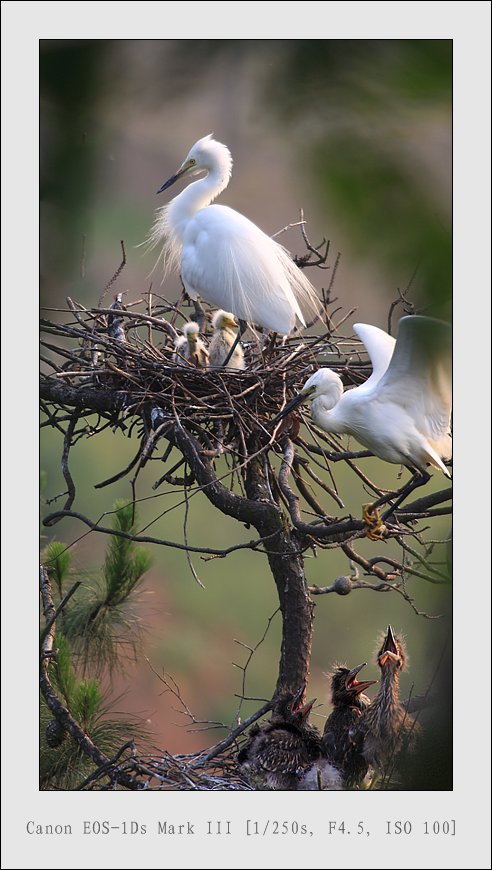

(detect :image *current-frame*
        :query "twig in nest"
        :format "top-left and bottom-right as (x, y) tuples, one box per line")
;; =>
(98, 240), (127, 307)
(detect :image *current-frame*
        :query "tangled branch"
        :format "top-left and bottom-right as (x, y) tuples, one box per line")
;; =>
(40, 284), (451, 603)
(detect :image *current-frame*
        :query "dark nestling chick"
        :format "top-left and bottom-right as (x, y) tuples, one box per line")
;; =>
(322, 662), (377, 789)
(237, 687), (325, 790)
(107, 292), (127, 342)
(359, 626), (421, 778)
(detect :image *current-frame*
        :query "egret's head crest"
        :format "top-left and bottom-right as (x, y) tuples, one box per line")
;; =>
(185, 135), (233, 179)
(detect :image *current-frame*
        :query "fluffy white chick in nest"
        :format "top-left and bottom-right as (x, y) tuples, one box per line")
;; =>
(208, 310), (245, 370)
(173, 322), (209, 368)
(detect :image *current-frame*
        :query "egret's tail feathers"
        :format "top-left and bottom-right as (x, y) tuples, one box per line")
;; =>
(276, 243), (322, 331)
(425, 436), (452, 477)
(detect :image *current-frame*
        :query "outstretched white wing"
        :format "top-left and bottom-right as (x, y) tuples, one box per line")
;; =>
(375, 316), (452, 442)
(353, 323), (396, 390)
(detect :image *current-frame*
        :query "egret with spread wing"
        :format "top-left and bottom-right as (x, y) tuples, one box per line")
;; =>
(273, 316), (452, 517)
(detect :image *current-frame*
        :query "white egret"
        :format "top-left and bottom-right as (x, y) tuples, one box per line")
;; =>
(172, 322), (209, 368)
(274, 315), (452, 515)
(208, 310), (245, 370)
(146, 135), (320, 346)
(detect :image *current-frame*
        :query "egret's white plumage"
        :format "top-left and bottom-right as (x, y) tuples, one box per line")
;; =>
(351, 323), (396, 391)
(173, 322), (209, 368)
(146, 134), (320, 335)
(208, 310), (245, 370)
(288, 316), (452, 475)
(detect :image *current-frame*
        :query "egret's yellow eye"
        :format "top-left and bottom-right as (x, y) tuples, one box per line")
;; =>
(189, 158), (196, 167)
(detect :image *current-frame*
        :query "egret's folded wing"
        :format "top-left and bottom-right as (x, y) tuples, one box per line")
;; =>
(375, 316), (452, 441)
(182, 205), (319, 334)
(353, 323), (396, 390)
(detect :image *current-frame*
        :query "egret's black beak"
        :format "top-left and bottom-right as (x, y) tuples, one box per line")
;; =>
(271, 390), (310, 426)
(156, 166), (188, 194)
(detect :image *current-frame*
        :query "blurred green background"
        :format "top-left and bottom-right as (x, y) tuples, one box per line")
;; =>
(40, 40), (451, 761)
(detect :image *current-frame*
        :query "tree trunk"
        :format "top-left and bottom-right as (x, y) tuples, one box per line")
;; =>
(244, 452), (314, 699)
(39, 381), (315, 700)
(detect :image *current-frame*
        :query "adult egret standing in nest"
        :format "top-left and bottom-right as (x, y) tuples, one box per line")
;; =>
(173, 322), (209, 368)
(146, 134), (320, 363)
(208, 310), (245, 370)
(273, 315), (452, 522)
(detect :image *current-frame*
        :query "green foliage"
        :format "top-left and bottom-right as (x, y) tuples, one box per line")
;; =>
(267, 40), (452, 115)
(103, 501), (153, 605)
(315, 135), (451, 317)
(62, 501), (152, 674)
(264, 40), (452, 318)
(72, 678), (102, 726)
(49, 634), (101, 726)
(41, 633), (147, 789)
(40, 470), (47, 532)
(43, 541), (72, 596)
(50, 633), (76, 703)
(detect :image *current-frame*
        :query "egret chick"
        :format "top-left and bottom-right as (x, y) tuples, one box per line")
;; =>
(146, 134), (320, 336)
(274, 316), (452, 513)
(208, 310), (245, 370)
(237, 687), (329, 790)
(358, 626), (420, 778)
(173, 322), (209, 368)
(323, 663), (377, 789)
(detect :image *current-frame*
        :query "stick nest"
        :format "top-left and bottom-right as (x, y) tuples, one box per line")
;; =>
(40, 293), (369, 452)
(111, 745), (253, 791)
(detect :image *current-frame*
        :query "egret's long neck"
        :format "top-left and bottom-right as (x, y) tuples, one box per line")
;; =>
(168, 165), (231, 241)
(311, 388), (345, 434)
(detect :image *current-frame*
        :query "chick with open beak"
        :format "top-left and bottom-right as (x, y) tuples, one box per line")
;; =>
(358, 626), (421, 780)
(377, 623), (405, 668)
(322, 662), (377, 789)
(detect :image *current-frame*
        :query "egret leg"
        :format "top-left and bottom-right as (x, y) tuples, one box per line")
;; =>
(362, 468), (431, 526)
(381, 469), (431, 521)
(191, 298), (207, 332)
(222, 319), (247, 367)
(261, 331), (278, 365)
(362, 503), (387, 541)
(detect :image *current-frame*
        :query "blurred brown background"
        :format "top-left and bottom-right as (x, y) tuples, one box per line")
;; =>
(40, 40), (452, 759)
